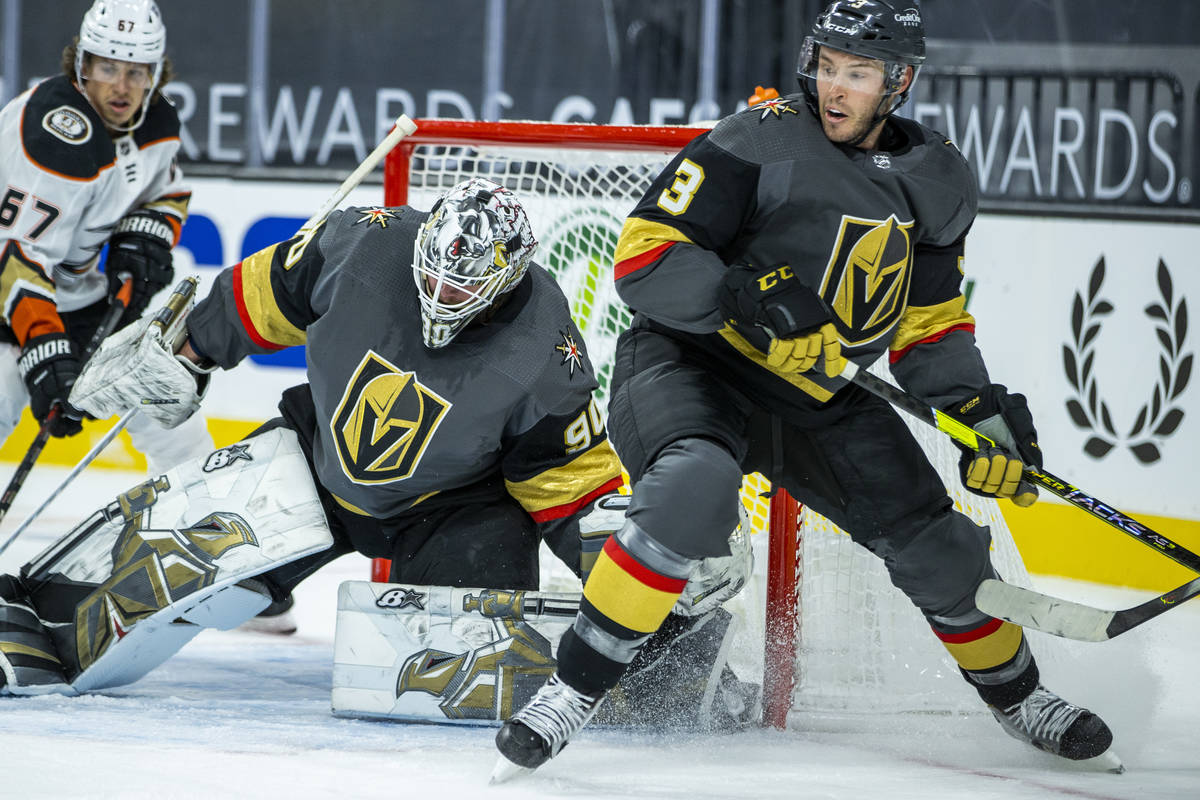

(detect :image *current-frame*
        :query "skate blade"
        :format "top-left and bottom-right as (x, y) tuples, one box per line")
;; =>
(489, 754), (535, 785)
(1085, 748), (1125, 774)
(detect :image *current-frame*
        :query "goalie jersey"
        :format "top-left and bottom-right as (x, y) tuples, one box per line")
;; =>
(613, 93), (990, 418)
(187, 205), (623, 547)
(0, 75), (189, 346)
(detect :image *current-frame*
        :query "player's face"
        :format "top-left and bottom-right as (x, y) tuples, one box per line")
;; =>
(815, 48), (888, 148)
(81, 56), (153, 129)
(424, 273), (485, 306)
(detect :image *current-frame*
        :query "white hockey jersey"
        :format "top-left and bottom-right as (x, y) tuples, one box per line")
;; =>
(0, 75), (189, 345)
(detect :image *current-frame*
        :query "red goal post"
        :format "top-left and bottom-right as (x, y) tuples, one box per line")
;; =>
(370, 118), (802, 728)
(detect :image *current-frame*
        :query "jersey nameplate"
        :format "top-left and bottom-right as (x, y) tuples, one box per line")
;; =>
(42, 105), (92, 145)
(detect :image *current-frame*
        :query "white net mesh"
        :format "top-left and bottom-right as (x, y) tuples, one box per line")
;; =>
(393, 128), (1050, 726)
(791, 360), (1041, 722)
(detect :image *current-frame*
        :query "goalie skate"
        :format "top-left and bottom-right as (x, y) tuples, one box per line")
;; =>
(991, 685), (1123, 772)
(491, 672), (604, 783)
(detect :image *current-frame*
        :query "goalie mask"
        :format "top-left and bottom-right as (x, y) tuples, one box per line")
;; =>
(75, 0), (166, 133)
(412, 178), (538, 348)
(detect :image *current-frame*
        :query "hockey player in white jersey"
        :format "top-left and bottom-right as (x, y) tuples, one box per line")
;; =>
(0, 0), (211, 473)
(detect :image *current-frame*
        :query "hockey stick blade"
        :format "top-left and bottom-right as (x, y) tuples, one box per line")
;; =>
(976, 576), (1200, 641)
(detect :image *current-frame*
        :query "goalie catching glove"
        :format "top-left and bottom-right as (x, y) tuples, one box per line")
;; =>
(579, 494), (753, 617)
(69, 318), (209, 429)
(946, 384), (1041, 507)
(719, 263), (846, 378)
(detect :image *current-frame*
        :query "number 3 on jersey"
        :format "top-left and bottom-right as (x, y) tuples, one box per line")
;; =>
(657, 158), (705, 216)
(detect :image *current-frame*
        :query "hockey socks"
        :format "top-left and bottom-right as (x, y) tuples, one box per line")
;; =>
(558, 521), (697, 695)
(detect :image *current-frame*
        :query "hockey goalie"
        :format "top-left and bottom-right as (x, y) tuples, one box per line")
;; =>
(0, 446), (756, 731)
(0, 175), (758, 730)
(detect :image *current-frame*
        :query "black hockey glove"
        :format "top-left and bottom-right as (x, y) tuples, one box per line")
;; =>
(719, 263), (847, 378)
(18, 332), (84, 437)
(945, 384), (1042, 507)
(107, 210), (175, 328)
(718, 262), (830, 339)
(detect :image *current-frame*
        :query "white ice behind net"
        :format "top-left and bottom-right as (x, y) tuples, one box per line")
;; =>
(402, 138), (1055, 723)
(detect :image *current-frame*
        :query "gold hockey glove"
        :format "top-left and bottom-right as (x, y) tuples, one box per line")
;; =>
(946, 385), (1042, 507)
(766, 323), (845, 378)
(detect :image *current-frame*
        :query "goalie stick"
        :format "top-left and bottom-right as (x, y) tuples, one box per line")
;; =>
(0, 116), (419, 560)
(839, 362), (1200, 635)
(0, 276), (197, 560)
(0, 278), (133, 527)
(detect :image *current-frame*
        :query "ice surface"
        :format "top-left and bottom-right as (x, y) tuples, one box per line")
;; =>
(1, 467), (1196, 799)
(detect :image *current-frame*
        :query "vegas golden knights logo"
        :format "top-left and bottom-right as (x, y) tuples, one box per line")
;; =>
(818, 214), (914, 346)
(331, 350), (451, 484)
(75, 477), (260, 671)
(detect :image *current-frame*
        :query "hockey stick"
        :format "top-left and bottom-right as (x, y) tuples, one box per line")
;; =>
(302, 114), (417, 231)
(839, 362), (1200, 634)
(0, 278), (134, 527)
(0, 277), (197, 560)
(0, 118), (419, 560)
(974, 575), (1200, 642)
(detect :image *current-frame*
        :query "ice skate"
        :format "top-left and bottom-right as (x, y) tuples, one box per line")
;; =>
(990, 684), (1123, 772)
(491, 672), (605, 784)
(235, 593), (298, 636)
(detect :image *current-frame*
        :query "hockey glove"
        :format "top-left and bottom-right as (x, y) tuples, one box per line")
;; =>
(107, 210), (175, 327)
(18, 332), (84, 437)
(579, 493), (630, 582)
(70, 317), (207, 429)
(719, 263), (831, 340)
(766, 323), (846, 379)
(672, 502), (754, 617)
(946, 384), (1042, 507)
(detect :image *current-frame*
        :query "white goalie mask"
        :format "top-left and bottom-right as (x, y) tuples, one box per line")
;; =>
(412, 178), (538, 348)
(75, 0), (166, 132)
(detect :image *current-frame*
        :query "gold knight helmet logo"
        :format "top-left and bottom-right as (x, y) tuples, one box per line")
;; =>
(331, 350), (452, 484)
(819, 214), (914, 346)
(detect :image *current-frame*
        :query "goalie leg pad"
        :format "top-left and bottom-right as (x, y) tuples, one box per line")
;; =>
(0, 597), (71, 695)
(331, 581), (752, 729)
(15, 427), (333, 694)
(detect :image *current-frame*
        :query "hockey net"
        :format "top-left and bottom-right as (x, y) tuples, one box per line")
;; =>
(377, 119), (1044, 729)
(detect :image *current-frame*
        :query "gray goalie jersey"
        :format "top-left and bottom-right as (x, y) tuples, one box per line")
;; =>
(613, 93), (990, 417)
(187, 205), (622, 532)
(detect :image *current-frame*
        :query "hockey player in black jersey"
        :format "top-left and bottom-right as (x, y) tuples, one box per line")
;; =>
(495, 0), (1120, 780)
(0, 178), (751, 723)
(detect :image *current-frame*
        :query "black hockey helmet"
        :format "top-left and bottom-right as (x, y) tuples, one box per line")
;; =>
(797, 1), (926, 116)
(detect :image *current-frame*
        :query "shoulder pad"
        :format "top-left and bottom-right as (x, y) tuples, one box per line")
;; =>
(133, 96), (182, 146)
(21, 76), (114, 180)
(710, 93), (818, 164)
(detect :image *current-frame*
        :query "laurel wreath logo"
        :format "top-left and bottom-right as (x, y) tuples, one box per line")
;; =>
(1063, 257), (1192, 463)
